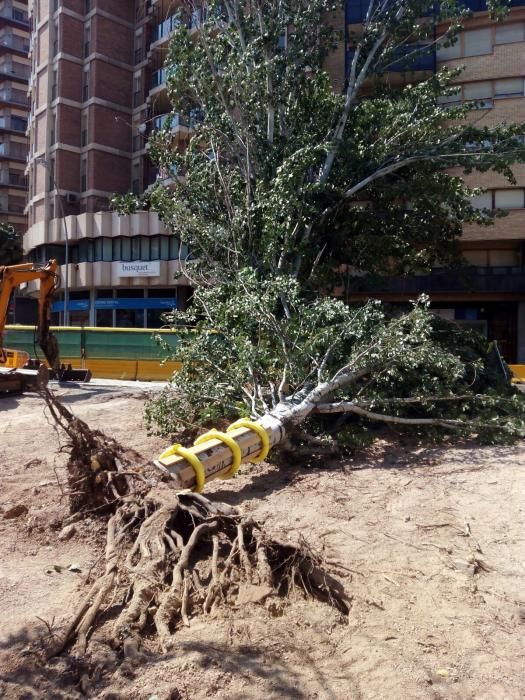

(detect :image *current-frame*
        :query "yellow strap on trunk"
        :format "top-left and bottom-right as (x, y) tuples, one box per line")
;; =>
(227, 419), (270, 463)
(194, 429), (242, 479)
(158, 443), (206, 493)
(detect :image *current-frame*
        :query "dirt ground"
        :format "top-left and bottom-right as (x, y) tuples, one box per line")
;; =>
(0, 382), (524, 700)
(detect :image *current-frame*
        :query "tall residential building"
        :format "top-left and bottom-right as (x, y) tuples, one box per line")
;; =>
(0, 0), (30, 235)
(24, 0), (191, 328)
(23, 1), (525, 362)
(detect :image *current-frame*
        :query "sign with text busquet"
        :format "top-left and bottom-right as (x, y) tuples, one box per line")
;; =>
(117, 261), (161, 277)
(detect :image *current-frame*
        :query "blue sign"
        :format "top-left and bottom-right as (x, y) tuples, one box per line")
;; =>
(52, 298), (178, 312)
(52, 300), (90, 312)
(95, 298), (178, 310)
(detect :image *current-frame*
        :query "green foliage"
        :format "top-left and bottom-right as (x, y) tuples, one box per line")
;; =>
(137, 0), (525, 446)
(0, 223), (23, 265)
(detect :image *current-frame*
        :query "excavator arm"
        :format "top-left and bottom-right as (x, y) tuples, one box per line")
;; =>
(0, 260), (90, 395)
(0, 260), (60, 369)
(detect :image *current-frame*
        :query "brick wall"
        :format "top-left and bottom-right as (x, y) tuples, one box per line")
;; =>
(90, 150), (130, 193)
(92, 14), (133, 64)
(91, 60), (132, 106)
(59, 59), (83, 103)
(60, 13), (83, 59)
(90, 104), (132, 152)
(58, 103), (81, 147)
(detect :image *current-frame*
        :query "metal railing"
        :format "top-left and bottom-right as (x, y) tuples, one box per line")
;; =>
(351, 266), (525, 295)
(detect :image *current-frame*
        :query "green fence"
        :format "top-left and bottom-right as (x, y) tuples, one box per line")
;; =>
(4, 326), (181, 362)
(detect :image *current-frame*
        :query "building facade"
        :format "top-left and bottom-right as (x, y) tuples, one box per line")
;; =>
(344, 0), (525, 363)
(22, 1), (525, 360)
(0, 0), (30, 235)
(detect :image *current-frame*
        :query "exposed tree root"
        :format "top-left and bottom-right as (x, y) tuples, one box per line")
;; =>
(41, 388), (351, 662)
(40, 385), (145, 513)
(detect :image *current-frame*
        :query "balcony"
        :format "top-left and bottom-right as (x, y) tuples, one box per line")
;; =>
(0, 2), (29, 25)
(346, 43), (435, 74)
(0, 86), (29, 106)
(0, 115), (27, 132)
(0, 141), (27, 159)
(0, 62), (30, 80)
(151, 67), (169, 89)
(152, 112), (188, 131)
(152, 14), (181, 44)
(0, 168), (26, 186)
(349, 266), (525, 296)
(0, 196), (25, 213)
(0, 33), (30, 53)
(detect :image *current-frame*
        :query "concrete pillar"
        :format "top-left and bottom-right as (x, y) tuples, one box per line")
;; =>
(517, 302), (525, 364)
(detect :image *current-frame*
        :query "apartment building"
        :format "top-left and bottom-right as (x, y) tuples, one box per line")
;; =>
(0, 0), (30, 235)
(24, 0), (191, 327)
(345, 0), (525, 363)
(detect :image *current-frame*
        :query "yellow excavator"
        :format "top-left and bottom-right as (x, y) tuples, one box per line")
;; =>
(0, 259), (91, 395)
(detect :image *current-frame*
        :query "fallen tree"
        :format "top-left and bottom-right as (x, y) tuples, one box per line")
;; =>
(114, 0), (525, 447)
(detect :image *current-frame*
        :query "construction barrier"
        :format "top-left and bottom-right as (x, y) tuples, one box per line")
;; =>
(4, 325), (182, 381)
(509, 365), (525, 384)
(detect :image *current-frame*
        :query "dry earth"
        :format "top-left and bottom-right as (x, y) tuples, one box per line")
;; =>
(0, 382), (524, 699)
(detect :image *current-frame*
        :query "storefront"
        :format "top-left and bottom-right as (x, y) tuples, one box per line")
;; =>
(51, 287), (184, 328)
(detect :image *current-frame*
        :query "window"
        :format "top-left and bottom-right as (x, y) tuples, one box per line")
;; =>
(470, 192), (492, 209)
(52, 21), (58, 56)
(131, 237), (141, 260)
(437, 87), (461, 106)
(464, 28), (492, 57)
(494, 189), (524, 209)
(50, 110), (56, 144)
(490, 249), (520, 266)
(80, 158), (87, 191)
(463, 81), (492, 108)
(463, 250), (488, 266)
(84, 25), (90, 57)
(150, 236), (160, 260)
(11, 115), (27, 132)
(436, 39), (461, 61)
(81, 112), (88, 146)
(112, 238), (121, 260)
(121, 237), (131, 261)
(102, 238), (112, 262)
(82, 68), (90, 101)
(494, 78), (524, 99)
(51, 67), (57, 100)
(140, 236), (150, 260)
(495, 23), (525, 45)
(85, 0), (92, 14)
(48, 157), (55, 192)
(160, 236), (169, 260)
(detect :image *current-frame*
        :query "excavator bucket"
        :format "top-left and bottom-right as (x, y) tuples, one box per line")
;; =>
(49, 364), (92, 383)
(0, 364), (49, 395)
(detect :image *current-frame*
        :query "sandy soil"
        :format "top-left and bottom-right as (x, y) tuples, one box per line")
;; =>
(0, 383), (524, 699)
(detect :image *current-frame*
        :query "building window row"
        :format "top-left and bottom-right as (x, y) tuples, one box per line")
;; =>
(463, 247), (522, 267)
(437, 22), (525, 61)
(471, 189), (525, 210)
(439, 77), (525, 108)
(29, 236), (188, 266)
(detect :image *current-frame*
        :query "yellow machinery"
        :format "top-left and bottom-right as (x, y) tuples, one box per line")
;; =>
(0, 260), (91, 395)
